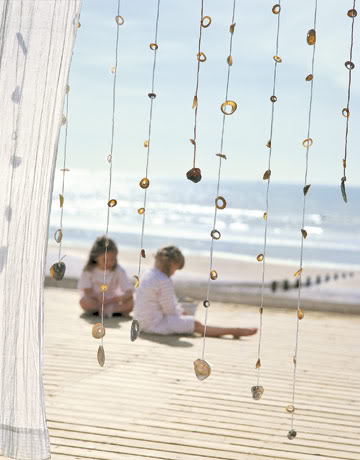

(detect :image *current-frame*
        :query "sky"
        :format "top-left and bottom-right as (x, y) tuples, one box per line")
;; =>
(58, 0), (360, 186)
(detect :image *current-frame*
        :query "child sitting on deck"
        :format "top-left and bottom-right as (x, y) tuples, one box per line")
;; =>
(78, 236), (133, 318)
(134, 246), (258, 338)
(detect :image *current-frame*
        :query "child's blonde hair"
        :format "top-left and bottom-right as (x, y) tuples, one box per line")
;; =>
(84, 236), (118, 271)
(155, 246), (185, 276)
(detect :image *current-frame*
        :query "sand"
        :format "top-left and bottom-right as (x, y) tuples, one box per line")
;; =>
(46, 244), (360, 314)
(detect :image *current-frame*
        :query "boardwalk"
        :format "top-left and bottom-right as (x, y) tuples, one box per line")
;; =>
(3, 287), (360, 460)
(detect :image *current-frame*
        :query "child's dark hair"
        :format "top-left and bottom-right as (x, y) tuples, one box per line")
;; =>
(84, 236), (118, 271)
(155, 246), (185, 276)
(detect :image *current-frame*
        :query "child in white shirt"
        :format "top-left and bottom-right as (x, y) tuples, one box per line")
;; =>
(78, 236), (133, 318)
(134, 246), (257, 338)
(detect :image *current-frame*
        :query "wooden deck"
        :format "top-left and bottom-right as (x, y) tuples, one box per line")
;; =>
(4, 287), (360, 460)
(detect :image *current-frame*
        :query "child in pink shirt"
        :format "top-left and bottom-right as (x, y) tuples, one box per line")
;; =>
(78, 236), (133, 318)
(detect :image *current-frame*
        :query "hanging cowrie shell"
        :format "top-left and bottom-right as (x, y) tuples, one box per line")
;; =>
(303, 184), (311, 196)
(229, 23), (236, 34)
(301, 228), (307, 239)
(141, 249), (146, 258)
(342, 108), (350, 118)
(210, 270), (218, 280)
(294, 268), (303, 277)
(144, 140), (149, 147)
(263, 170), (271, 180)
(194, 359), (211, 381)
(108, 199), (117, 207)
(272, 4), (281, 14)
(273, 55), (282, 63)
(192, 95), (198, 109)
(286, 404), (295, 413)
(257, 254), (264, 262)
(59, 194), (64, 208)
(100, 283), (108, 293)
(92, 322), (106, 339)
(197, 52), (207, 62)
(297, 308), (304, 320)
(139, 177), (150, 189)
(306, 74), (313, 81)
(138, 207), (145, 215)
(251, 385), (264, 400)
(130, 319), (140, 342)
(263, 212), (268, 220)
(341, 177), (347, 203)
(227, 55), (233, 66)
(210, 229), (221, 240)
(255, 358), (261, 369)
(306, 29), (316, 45)
(97, 345), (105, 367)
(150, 43), (158, 50)
(203, 300), (210, 308)
(287, 430), (297, 440)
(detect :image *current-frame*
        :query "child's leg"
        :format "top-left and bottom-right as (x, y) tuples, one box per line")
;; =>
(80, 296), (100, 313)
(194, 320), (257, 338)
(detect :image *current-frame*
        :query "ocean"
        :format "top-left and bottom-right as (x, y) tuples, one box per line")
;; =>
(50, 169), (360, 270)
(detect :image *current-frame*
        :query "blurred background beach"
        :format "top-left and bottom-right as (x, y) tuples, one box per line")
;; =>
(46, 0), (360, 312)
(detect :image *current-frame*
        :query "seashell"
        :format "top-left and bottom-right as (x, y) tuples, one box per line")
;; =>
(255, 358), (261, 369)
(342, 108), (350, 118)
(194, 359), (211, 381)
(259, 307), (263, 314)
(302, 138), (313, 148)
(138, 207), (145, 215)
(107, 154), (112, 163)
(192, 95), (198, 109)
(186, 167), (202, 183)
(306, 74), (313, 81)
(270, 95), (277, 102)
(215, 196), (227, 209)
(307, 29), (316, 45)
(111, 66), (116, 74)
(210, 229), (221, 240)
(263, 212), (268, 220)
(272, 4), (281, 14)
(97, 345), (105, 367)
(303, 184), (311, 196)
(345, 61), (355, 70)
(92, 322), (106, 339)
(50, 262), (66, 281)
(210, 269), (218, 280)
(216, 153), (227, 159)
(150, 43), (158, 50)
(266, 140), (271, 148)
(66, 84), (70, 93)
(286, 404), (295, 413)
(148, 92), (156, 99)
(229, 23), (236, 34)
(273, 55), (282, 63)
(77, 22), (81, 28)
(263, 170), (271, 180)
(201, 16), (212, 28)
(59, 194), (64, 208)
(203, 300), (210, 308)
(144, 140), (149, 147)
(287, 430), (297, 440)
(341, 177), (347, 203)
(227, 55), (233, 66)
(348, 9), (357, 18)
(141, 249), (146, 258)
(294, 268), (303, 277)
(220, 100), (237, 115)
(197, 52), (207, 62)
(54, 229), (63, 243)
(61, 115), (67, 125)
(115, 15), (124, 25)
(257, 254), (264, 262)
(139, 177), (150, 189)
(60, 168), (70, 172)
(297, 308), (304, 320)
(251, 385), (264, 400)
(132, 275), (140, 289)
(130, 319), (140, 342)
(301, 229), (307, 239)
(293, 356), (297, 365)
(190, 138), (196, 145)
(108, 199), (117, 207)
(100, 283), (108, 293)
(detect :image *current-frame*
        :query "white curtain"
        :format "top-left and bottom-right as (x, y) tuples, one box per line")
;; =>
(0, 1), (81, 459)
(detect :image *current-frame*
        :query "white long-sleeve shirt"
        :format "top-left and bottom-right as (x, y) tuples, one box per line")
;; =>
(134, 267), (185, 332)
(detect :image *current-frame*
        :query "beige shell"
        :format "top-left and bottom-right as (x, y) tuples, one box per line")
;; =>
(132, 275), (140, 289)
(192, 95), (198, 109)
(130, 319), (140, 342)
(251, 385), (264, 400)
(257, 254), (264, 262)
(92, 322), (106, 339)
(194, 359), (211, 381)
(97, 345), (105, 367)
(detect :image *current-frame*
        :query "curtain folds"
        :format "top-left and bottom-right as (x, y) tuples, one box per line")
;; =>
(0, 1), (82, 459)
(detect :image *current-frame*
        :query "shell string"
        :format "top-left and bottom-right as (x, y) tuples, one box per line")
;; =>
(192, 0), (205, 168)
(290, 0), (318, 431)
(137, 0), (161, 281)
(201, 0), (237, 361)
(256, 1), (282, 387)
(57, 89), (69, 263)
(100, 0), (121, 337)
(342, 0), (356, 193)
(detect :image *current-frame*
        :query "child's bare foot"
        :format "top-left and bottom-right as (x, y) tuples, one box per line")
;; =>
(232, 328), (258, 339)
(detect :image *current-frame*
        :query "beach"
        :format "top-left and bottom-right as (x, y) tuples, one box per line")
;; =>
(46, 243), (360, 314)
